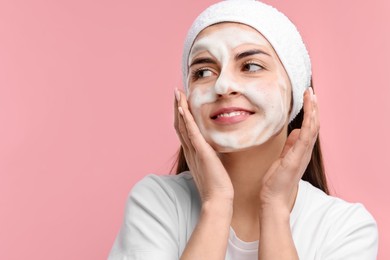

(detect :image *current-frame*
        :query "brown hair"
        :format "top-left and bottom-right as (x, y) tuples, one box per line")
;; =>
(171, 81), (329, 195)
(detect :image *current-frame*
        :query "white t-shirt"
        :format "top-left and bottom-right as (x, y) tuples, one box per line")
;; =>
(108, 171), (378, 260)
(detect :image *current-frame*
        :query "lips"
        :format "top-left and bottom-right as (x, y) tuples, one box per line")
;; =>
(209, 107), (255, 125)
(210, 107), (254, 119)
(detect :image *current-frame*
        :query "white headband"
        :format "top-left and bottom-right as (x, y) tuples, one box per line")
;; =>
(182, 0), (312, 122)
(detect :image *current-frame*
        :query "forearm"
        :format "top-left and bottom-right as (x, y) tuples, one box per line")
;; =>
(180, 200), (233, 260)
(258, 207), (298, 260)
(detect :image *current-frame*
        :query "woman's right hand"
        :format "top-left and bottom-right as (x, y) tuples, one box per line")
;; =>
(175, 89), (233, 259)
(174, 88), (234, 205)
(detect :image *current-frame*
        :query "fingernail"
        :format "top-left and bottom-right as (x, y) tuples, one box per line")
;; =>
(309, 87), (314, 101)
(178, 106), (184, 115)
(175, 88), (181, 102)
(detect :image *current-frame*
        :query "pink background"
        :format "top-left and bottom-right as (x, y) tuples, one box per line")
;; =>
(0, 0), (389, 259)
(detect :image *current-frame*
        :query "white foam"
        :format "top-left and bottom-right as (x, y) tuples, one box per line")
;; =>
(187, 25), (290, 152)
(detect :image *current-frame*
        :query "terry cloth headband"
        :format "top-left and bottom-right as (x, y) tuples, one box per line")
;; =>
(182, 0), (312, 122)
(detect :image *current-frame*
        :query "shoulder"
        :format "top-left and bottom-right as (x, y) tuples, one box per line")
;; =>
(108, 172), (199, 259)
(126, 171), (201, 230)
(129, 171), (198, 205)
(298, 180), (376, 225)
(294, 180), (378, 259)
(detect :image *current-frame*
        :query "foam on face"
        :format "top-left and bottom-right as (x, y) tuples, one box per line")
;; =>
(187, 25), (290, 153)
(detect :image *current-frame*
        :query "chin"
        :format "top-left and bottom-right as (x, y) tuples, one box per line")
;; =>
(211, 142), (260, 154)
(209, 133), (284, 154)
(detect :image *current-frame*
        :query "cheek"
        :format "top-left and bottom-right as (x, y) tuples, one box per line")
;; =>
(188, 85), (216, 112)
(242, 81), (289, 137)
(243, 81), (280, 110)
(245, 76), (290, 113)
(188, 86), (216, 127)
(275, 69), (291, 108)
(276, 76), (291, 114)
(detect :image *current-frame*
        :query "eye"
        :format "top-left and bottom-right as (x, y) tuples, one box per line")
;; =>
(191, 67), (215, 80)
(243, 62), (263, 72)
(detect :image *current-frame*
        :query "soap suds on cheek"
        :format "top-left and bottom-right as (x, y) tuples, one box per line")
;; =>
(203, 81), (281, 152)
(188, 85), (217, 110)
(185, 26), (291, 152)
(235, 79), (288, 148)
(275, 70), (290, 124)
(187, 71), (289, 152)
(243, 83), (283, 143)
(187, 85), (217, 143)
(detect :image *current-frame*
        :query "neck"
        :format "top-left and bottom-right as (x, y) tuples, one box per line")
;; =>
(219, 128), (287, 198)
(218, 127), (288, 240)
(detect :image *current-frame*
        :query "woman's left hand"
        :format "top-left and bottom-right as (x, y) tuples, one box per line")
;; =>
(259, 87), (319, 212)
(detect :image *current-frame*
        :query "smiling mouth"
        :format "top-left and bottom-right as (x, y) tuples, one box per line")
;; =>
(211, 110), (253, 119)
(210, 107), (255, 125)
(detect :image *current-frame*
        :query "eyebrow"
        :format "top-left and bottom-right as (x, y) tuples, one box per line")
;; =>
(189, 57), (218, 68)
(235, 49), (270, 60)
(189, 49), (270, 67)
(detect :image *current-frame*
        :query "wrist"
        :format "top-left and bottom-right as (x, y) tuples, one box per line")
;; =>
(259, 203), (290, 222)
(201, 199), (233, 219)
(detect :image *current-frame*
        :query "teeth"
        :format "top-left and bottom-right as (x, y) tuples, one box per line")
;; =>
(217, 111), (249, 118)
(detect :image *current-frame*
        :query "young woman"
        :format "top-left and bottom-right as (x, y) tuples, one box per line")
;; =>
(109, 1), (378, 259)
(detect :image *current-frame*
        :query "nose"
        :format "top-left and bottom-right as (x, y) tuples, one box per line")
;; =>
(214, 72), (239, 97)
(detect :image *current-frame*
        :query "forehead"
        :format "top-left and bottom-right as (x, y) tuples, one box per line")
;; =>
(191, 22), (272, 54)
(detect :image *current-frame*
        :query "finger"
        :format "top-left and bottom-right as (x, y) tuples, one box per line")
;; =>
(174, 89), (192, 154)
(176, 94), (197, 170)
(312, 91), (320, 135)
(179, 110), (195, 154)
(280, 88), (315, 179)
(291, 87), (315, 156)
(280, 129), (300, 158)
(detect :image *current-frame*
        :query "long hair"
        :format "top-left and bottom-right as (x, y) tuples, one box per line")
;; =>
(171, 81), (329, 194)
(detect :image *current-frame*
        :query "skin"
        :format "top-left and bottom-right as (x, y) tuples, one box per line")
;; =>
(186, 25), (291, 153)
(174, 23), (320, 260)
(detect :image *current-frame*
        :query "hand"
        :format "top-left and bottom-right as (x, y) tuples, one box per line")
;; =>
(259, 87), (319, 212)
(174, 88), (234, 204)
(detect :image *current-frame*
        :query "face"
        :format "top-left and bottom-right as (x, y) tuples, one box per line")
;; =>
(187, 23), (292, 153)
